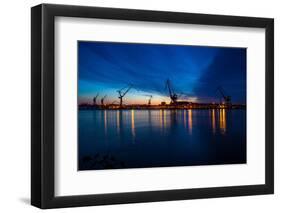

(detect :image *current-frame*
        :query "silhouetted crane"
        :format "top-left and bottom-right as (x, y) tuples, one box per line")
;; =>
(117, 85), (132, 107)
(101, 95), (107, 105)
(217, 86), (231, 107)
(144, 95), (153, 105)
(165, 79), (178, 104)
(93, 93), (99, 105)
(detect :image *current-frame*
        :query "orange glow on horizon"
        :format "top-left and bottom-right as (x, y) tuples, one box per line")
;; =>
(79, 95), (201, 105)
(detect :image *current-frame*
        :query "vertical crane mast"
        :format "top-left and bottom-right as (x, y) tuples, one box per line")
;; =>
(148, 95), (152, 105)
(117, 85), (132, 107)
(217, 87), (231, 107)
(144, 95), (152, 105)
(101, 95), (107, 105)
(165, 79), (178, 104)
(93, 93), (99, 105)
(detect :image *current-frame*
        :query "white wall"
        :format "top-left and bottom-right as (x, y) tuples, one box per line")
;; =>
(0, 0), (279, 212)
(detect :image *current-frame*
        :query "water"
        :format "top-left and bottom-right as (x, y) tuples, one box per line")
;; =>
(78, 109), (246, 170)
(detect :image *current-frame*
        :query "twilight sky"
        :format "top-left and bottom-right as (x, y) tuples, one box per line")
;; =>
(78, 41), (246, 105)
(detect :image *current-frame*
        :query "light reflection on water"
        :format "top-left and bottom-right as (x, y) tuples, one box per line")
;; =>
(131, 110), (135, 142)
(211, 109), (216, 134)
(103, 110), (107, 135)
(219, 109), (226, 134)
(188, 109), (193, 134)
(79, 109), (246, 170)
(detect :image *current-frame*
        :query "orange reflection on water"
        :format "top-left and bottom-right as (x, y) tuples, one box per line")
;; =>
(104, 110), (107, 134)
(131, 110), (135, 140)
(116, 110), (120, 134)
(163, 110), (167, 128)
(184, 110), (187, 129)
(159, 109), (163, 129)
(188, 109), (192, 134)
(211, 109), (216, 134)
(219, 109), (226, 134)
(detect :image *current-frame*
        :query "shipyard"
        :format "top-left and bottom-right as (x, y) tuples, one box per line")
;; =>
(78, 41), (247, 171)
(79, 79), (246, 110)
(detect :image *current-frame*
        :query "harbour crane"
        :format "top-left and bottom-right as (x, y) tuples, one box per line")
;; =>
(165, 79), (178, 104)
(217, 86), (231, 107)
(117, 85), (132, 107)
(144, 95), (153, 105)
(93, 93), (99, 105)
(101, 95), (107, 105)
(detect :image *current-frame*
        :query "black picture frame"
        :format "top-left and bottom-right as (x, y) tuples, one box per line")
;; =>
(31, 3), (274, 209)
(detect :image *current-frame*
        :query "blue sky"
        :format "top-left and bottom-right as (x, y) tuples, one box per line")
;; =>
(78, 41), (246, 105)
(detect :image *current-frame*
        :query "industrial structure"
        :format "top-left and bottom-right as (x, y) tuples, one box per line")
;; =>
(117, 85), (132, 107)
(101, 95), (107, 105)
(144, 95), (153, 105)
(165, 79), (190, 106)
(217, 86), (232, 107)
(165, 79), (178, 104)
(93, 93), (99, 105)
(79, 80), (245, 110)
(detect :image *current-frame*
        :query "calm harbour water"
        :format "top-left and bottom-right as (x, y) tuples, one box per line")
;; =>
(78, 109), (246, 170)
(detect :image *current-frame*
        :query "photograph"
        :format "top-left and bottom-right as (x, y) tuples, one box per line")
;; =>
(78, 41), (247, 171)
(30, 3), (274, 209)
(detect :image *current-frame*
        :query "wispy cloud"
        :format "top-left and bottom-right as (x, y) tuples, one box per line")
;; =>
(78, 41), (246, 104)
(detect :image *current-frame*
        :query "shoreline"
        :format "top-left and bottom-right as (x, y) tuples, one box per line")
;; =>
(79, 105), (246, 110)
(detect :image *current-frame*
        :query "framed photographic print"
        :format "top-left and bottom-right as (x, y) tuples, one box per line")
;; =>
(31, 4), (274, 209)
